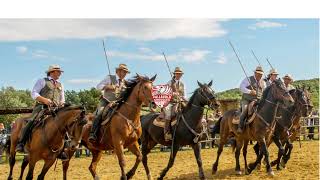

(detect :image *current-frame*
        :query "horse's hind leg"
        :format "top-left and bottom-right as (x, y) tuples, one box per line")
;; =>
(114, 141), (127, 180)
(243, 140), (249, 175)
(212, 135), (227, 174)
(7, 147), (17, 180)
(26, 158), (36, 180)
(272, 136), (285, 170)
(142, 139), (157, 180)
(281, 140), (293, 168)
(18, 155), (29, 180)
(192, 143), (206, 180)
(253, 142), (262, 170)
(126, 141), (142, 179)
(89, 150), (103, 180)
(158, 144), (179, 180)
(37, 158), (56, 180)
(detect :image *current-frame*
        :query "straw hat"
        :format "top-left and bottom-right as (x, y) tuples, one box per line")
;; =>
(254, 66), (264, 75)
(116, 64), (130, 73)
(45, 65), (64, 74)
(268, 68), (279, 75)
(173, 67), (184, 74)
(283, 74), (293, 81)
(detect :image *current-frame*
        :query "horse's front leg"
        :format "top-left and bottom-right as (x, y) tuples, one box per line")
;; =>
(271, 135), (285, 170)
(37, 158), (56, 180)
(88, 150), (103, 180)
(243, 140), (249, 175)
(114, 138), (127, 180)
(19, 155), (29, 180)
(281, 139), (293, 168)
(234, 139), (244, 175)
(26, 158), (37, 180)
(158, 144), (179, 180)
(63, 149), (76, 180)
(192, 143), (206, 180)
(126, 141), (142, 179)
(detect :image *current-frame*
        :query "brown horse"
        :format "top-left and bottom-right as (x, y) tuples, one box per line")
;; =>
(62, 74), (156, 180)
(212, 79), (294, 176)
(254, 86), (313, 170)
(7, 105), (87, 180)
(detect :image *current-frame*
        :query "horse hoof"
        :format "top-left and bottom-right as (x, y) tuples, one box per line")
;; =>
(256, 163), (261, 170)
(94, 176), (100, 180)
(245, 169), (249, 175)
(157, 177), (163, 180)
(212, 164), (218, 174)
(147, 174), (153, 180)
(235, 170), (242, 175)
(280, 160), (286, 168)
(268, 171), (275, 176)
(7, 177), (13, 180)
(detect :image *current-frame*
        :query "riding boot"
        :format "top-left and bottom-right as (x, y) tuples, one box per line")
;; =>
(237, 109), (248, 134)
(164, 119), (172, 141)
(16, 120), (34, 153)
(88, 115), (102, 143)
(57, 141), (69, 161)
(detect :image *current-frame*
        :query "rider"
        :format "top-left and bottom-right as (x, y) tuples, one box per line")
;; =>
(283, 74), (295, 91)
(88, 64), (130, 142)
(15, 65), (69, 160)
(237, 66), (266, 133)
(264, 68), (279, 87)
(163, 67), (187, 141)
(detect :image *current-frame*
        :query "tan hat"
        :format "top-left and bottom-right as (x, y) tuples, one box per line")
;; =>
(116, 63), (130, 73)
(269, 68), (279, 75)
(254, 66), (264, 75)
(283, 74), (293, 81)
(45, 65), (64, 74)
(173, 67), (184, 74)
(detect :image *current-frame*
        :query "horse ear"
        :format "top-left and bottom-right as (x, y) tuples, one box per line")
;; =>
(208, 80), (213, 87)
(197, 81), (203, 88)
(136, 73), (142, 80)
(150, 74), (157, 82)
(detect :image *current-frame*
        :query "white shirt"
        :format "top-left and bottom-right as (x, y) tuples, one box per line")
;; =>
(31, 77), (65, 104)
(240, 76), (266, 94)
(96, 75), (119, 91)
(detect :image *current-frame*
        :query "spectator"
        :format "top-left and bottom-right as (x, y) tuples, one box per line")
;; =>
(308, 110), (319, 140)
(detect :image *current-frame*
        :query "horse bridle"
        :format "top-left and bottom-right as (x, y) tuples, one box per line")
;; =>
(196, 87), (217, 110)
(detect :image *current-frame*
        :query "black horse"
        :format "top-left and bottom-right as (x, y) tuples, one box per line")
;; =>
(253, 87), (312, 170)
(140, 81), (220, 180)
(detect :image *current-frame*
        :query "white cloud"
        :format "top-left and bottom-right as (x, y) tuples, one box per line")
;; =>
(108, 48), (211, 63)
(67, 79), (100, 84)
(249, 20), (287, 30)
(16, 46), (28, 54)
(0, 19), (228, 41)
(30, 49), (66, 61)
(215, 52), (228, 64)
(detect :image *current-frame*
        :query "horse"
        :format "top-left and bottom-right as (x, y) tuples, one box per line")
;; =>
(253, 86), (313, 170)
(211, 79), (294, 176)
(62, 74), (156, 180)
(140, 81), (220, 180)
(7, 105), (87, 180)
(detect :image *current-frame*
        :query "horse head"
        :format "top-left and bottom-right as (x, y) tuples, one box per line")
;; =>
(197, 80), (220, 109)
(271, 78), (294, 106)
(135, 73), (157, 107)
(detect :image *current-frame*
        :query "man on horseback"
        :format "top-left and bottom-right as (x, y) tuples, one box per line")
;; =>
(15, 65), (69, 160)
(88, 63), (130, 142)
(237, 66), (266, 133)
(264, 68), (279, 86)
(283, 74), (295, 91)
(163, 67), (187, 141)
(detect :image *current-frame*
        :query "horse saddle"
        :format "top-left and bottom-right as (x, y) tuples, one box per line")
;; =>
(101, 106), (118, 126)
(152, 113), (178, 128)
(232, 109), (257, 125)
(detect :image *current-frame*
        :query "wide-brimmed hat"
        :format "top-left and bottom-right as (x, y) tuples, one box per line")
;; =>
(45, 65), (64, 74)
(254, 66), (264, 75)
(116, 63), (130, 73)
(268, 68), (279, 75)
(173, 67), (184, 74)
(283, 74), (293, 81)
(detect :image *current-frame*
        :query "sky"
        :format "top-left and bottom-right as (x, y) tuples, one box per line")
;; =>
(0, 19), (318, 96)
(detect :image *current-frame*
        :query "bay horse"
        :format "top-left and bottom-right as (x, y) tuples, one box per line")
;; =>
(7, 105), (87, 180)
(62, 74), (156, 180)
(140, 81), (220, 180)
(253, 87), (313, 170)
(211, 79), (294, 176)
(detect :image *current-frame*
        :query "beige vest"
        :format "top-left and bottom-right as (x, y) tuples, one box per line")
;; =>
(169, 79), (185, 103)
(103, 79), (126, 101)
(242, 76), (265, 101)
(39, 78), (62, 105)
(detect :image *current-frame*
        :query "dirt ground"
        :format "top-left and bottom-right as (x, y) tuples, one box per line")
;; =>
(0, 141), (318, 180)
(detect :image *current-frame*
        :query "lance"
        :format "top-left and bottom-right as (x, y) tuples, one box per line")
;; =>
(162, 52), (173, 78)
(102, 39), (111, 76)
(251, 50), (267, 79)
(228, 40), (254, 89)
(266, 58), (275, 69)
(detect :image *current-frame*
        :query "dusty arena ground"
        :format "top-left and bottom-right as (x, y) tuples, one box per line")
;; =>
(0, 141), (319, 180)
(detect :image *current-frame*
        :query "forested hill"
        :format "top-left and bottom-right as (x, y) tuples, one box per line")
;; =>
(216, 78), (319, 108)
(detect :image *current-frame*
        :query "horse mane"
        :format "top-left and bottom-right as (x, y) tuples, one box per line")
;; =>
(183, 88), (199, 113)
(115, 75), (152, 109)
(257, 85), (272, 111)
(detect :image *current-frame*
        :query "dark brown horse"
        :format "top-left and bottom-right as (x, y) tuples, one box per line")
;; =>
(140, 81), (220, 180)
(212, 79), (294, 176)
(7, 105), (87, 180)
(62, 74), (156, 180)
(253, 87), (313, 170)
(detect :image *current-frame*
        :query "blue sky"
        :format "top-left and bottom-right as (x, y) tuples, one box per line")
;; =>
(0, 19), (318, 95)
